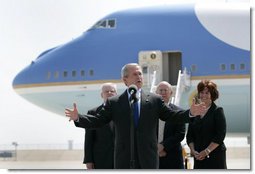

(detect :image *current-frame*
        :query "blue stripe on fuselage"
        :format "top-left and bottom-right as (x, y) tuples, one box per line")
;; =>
(12, 5), (250, 86)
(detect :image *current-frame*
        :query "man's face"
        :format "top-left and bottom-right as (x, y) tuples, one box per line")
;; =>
(156, 83), (172, 104)
(123, 65), (143, 89)
(101, 86), (117, 102)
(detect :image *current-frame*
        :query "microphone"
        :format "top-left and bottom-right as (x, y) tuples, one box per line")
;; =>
(128, 84), (138, 103)
(128, 84), (138, 95)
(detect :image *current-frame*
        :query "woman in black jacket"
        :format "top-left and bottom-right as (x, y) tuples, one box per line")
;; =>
(186, 80), (227, 169)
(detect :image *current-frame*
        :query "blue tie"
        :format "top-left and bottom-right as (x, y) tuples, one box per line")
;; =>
(133, 101), (139, 127)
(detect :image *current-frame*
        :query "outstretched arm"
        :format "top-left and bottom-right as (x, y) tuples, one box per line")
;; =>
(65, 102), (112, 129)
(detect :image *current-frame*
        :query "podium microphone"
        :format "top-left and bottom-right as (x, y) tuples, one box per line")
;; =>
(128, 84), (138, 95)
(128, 84), (138, 169)
(128, 85), (138, 103)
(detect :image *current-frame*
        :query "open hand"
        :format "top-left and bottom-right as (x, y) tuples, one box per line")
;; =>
(190, 98), (206, 116)
(65, 103), (78, 121)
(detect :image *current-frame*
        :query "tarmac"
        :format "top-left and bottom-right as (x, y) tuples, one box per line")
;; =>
(0, 149), (250, 170)
(0, 158), (251, 170)
(0, 136), (251, 170)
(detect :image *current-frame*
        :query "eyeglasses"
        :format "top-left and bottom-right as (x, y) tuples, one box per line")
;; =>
(157, 89), (169, 94)
(103, 90), (116, 94)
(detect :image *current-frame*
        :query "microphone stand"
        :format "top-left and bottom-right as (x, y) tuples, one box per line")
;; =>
(129, 96), (136, 169)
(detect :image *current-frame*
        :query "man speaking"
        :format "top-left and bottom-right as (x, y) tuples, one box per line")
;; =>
(65, 63), (205, 169)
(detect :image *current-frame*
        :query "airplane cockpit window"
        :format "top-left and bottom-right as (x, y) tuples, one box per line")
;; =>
(100, 20), (107, 28)
(108, 19), (115, 28)
(90, 19), (116, 29)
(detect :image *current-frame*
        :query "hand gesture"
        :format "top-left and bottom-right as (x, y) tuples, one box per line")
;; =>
(65, 103), (78, 121)
(190, 98), (206, 116)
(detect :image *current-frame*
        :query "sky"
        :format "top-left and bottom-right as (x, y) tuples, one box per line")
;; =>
(0, 0), (252, 147)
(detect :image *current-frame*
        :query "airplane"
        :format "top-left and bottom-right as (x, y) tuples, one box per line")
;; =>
(12, 3), (250, 135)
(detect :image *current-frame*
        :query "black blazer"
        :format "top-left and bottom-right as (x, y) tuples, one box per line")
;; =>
(75, 90), (190, 169)
(83, 105), (114, 169)
(186, 102), (227, 169)
(159, 104), (186, 169)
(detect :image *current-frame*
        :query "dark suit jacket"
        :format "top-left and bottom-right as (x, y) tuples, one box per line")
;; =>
(83, 105), (114, 169)
(75, 90), (190, 169)
(159, 104), (186, 169)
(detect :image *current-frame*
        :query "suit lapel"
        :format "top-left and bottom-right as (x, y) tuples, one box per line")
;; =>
(96, 104), (104, 113)
(118, 90), (151, 127)
(119, 90), (131, 115)
(139, 90), (150, 125)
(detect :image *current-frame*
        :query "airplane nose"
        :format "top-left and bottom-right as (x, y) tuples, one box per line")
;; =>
(12, 46), (58, 89)
(12, 62), (35, 90)
(13, 67), (29, 89)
